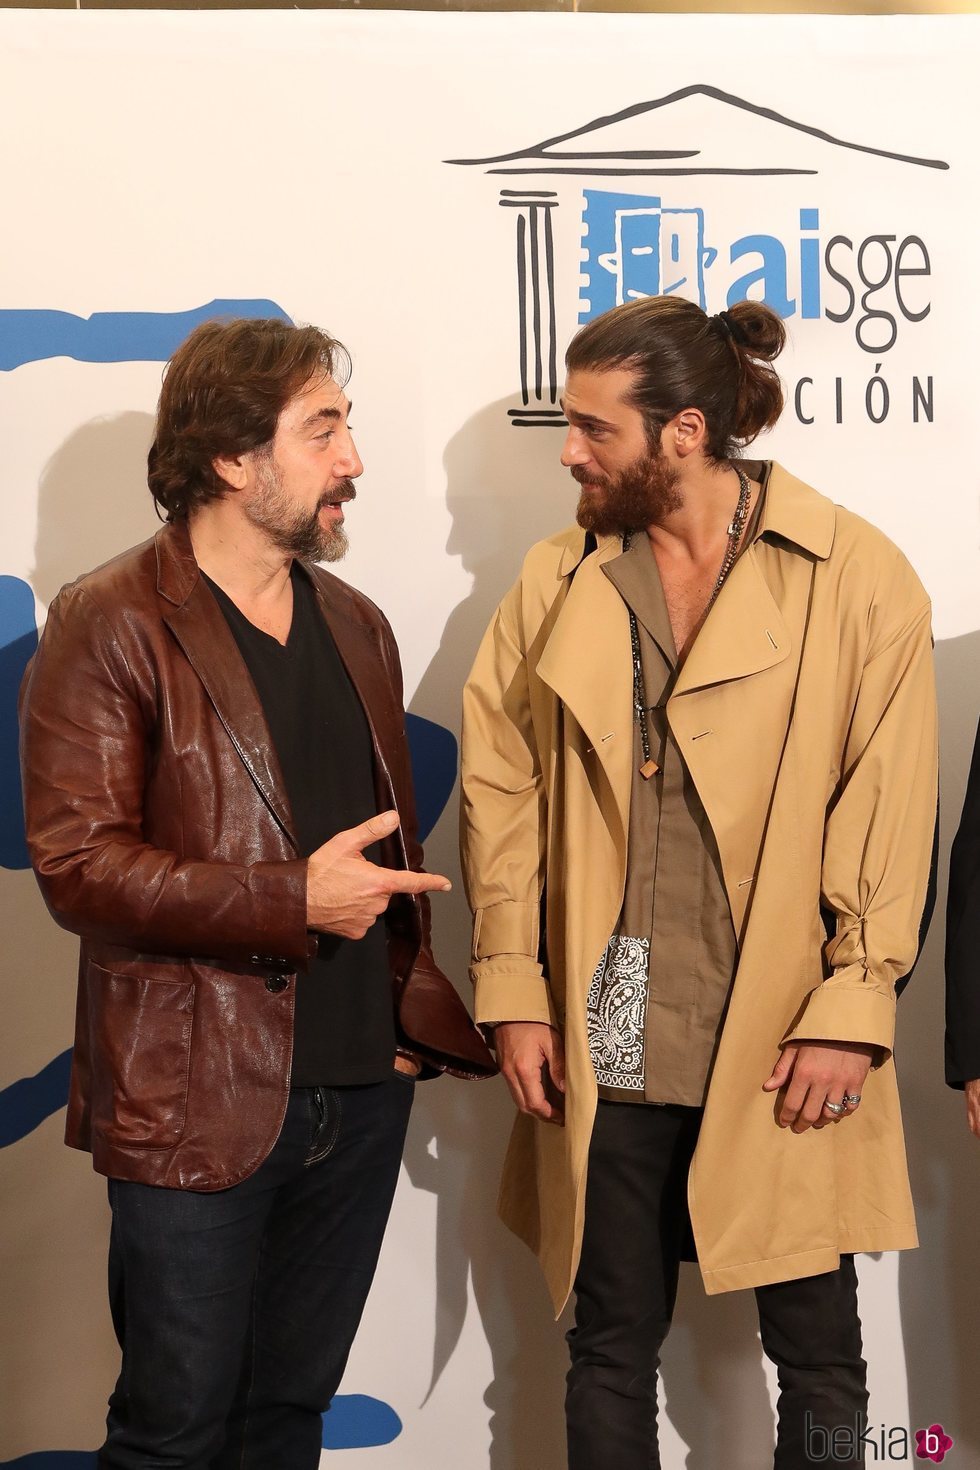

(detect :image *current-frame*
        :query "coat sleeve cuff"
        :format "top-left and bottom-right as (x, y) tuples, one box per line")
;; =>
(471, 961), (559, 1029)
(780, 964), (896, 1064)
(248, 858), (316, 971)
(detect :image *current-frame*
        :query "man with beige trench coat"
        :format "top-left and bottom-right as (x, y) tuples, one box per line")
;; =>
(460, 296), (938, 1469)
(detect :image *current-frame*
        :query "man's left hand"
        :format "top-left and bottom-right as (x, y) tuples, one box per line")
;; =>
(763, 1041), (875, 1133)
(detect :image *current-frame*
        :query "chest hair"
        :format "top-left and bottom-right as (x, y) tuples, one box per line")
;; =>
(658, 559), (722, 663)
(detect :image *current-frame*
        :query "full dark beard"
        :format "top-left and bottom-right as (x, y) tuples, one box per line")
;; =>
(574, 448), (682, 536)
(246, 460), (355, 563)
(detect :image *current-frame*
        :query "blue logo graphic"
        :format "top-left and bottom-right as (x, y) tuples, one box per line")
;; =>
(579, 191), (829, 324)
(322, 1395), (403, 1450)
(405, 713), (457, 846)
(578, 197), (883, 336)
(0, 300), (291, 372)
(580, 189), (717, 319)
(0, 1394), (403, 1464)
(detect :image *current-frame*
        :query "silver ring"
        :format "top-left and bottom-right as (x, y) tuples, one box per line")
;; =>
(824, 1100), (846, 1115)
(843, 1093), (862, 1106)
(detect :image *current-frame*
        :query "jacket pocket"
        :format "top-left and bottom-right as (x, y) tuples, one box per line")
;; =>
(88, 965), (195, 1149)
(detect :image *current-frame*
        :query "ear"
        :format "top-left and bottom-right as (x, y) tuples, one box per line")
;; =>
(212, 453), (248, 492)
(666, 408), (707, 462)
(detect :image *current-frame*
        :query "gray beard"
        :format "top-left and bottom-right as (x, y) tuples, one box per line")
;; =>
(246, 461), (351, 562)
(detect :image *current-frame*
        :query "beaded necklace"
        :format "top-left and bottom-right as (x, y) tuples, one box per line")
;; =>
(625, 467), (752, 779)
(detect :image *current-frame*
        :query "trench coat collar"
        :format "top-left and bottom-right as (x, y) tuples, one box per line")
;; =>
(755, 462), (836, 561)
(538, 462), (835, 828)
(668, 463), (833, 695)
(554, 461), (836, 579)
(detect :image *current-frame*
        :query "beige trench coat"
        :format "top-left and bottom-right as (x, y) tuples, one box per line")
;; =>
(460, 464), (938, 1313)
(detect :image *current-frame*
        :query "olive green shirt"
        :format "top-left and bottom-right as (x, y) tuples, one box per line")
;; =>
(587, 471), (768, 1107)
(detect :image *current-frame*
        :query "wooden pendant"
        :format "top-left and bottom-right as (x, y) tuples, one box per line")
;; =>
(640, 759), (660, 780)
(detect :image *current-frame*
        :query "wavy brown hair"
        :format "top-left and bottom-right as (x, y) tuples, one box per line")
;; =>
(565, 295), (785, 462)
(148, 318), (350, 521)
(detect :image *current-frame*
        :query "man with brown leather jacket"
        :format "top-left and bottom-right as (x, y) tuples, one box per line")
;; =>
(19, 317), (494, 1470)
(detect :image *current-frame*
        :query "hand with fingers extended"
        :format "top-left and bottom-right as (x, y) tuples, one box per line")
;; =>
(762, 1040), (875, 1133)
(494, 1021), (566, 1126)
(306, 809), (452, 940)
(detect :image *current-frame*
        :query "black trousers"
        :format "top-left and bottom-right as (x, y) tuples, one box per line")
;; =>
(566, 1100), (868, 1470)
(99, 1077), (414, 1470)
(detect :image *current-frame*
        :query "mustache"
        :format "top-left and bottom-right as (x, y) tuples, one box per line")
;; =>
(319, 480), (357, 509)
(570, 466), (607, 488)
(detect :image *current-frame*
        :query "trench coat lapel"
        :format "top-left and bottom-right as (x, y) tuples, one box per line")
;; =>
(667, 466), (835, 933)
(671, 459), (835, 697)
(536, 535), (633, 845)
(672, 548), (790, 696)
(156, 522), (298, 848)
(667, 546), (807, 933)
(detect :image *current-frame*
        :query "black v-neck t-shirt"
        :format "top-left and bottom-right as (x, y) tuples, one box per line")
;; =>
(203, 565), (395, 1086)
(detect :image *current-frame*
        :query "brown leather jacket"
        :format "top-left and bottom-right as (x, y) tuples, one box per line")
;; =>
(19, 519), (494, 1191)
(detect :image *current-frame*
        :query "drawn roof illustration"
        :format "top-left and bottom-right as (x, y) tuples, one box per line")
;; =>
(445, 83), (949, 176)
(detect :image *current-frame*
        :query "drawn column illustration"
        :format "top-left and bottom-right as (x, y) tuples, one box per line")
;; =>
(499, 191), (565, 428)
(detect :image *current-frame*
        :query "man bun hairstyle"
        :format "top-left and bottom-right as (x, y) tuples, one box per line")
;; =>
(148, 317), (350, 521)
(565, 295), (786, 462)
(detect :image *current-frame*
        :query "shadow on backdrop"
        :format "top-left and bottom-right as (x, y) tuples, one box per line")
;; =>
(899, 631), (980, 1468)
(2, 413), (159, 1457)
(31, 412), (160, 611)
(405, 398), (574, 1470)
(404, 398), (775, 1470)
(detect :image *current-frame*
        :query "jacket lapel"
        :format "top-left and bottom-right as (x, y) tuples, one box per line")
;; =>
(164, 584), (300, 849)
(156, 523), (298, 849)
(307, 571), (409, 875)
(309, 576), (396, 770)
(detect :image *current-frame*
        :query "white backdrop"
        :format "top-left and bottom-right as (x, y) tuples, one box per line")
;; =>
(1, 11), (979, 1467)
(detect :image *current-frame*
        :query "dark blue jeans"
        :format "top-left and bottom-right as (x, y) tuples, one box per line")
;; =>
(99, 1075), (414, 1470)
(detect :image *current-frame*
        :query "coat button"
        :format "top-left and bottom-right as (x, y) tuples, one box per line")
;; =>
(265, 974), (290, 994)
